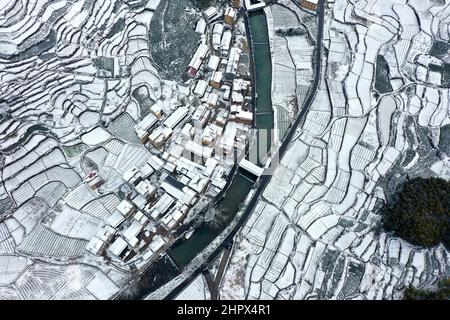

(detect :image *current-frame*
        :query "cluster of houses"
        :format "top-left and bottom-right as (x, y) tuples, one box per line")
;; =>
(85, 143), (229, 264)
(134, 3), (256, 165)
(85, 173), (168, 265)
(85, 1), (261, 267)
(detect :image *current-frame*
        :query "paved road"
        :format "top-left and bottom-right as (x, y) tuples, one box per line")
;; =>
(163, 0), (326, 300)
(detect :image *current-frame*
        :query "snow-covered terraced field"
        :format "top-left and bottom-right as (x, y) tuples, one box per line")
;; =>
(0, 0), (169, 299)
(218, 0), (450, 300)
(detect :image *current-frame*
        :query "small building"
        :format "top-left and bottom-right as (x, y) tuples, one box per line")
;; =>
(133, 210), (149, 225)
(161, 177), (197, 206)
(123, 167), (142, 185)
(220, 31), (233, 57)
(86, 237), (105, 256)
(235, 110), (253, 125)
(232, 91), (244, 105)
(184, 140), (214, 162)
(299, 0), (318, 10)
(161, 208), (186, 230)
(148, 235), (166, 254)
(107, 210), (126, 228)
(87, 175), (104, 190)
(148, 127), (171, 148)
(151, 102), (163, 118)
(181, 123), (194, 140)
(147, 155), (164, 171)
(192, 104), (211, 128)
(218, 122), (238, 156)
(188, 176), (210, 194)
(207, 93), (219, 107)
(195, 18), (207, 34)
(224, 7), (237, 25)
(222, 84), (231, 101)
(203, 6), (220, 22)
(232, 78), (250, 94)
(225, 47), (241, 80)
(203, 157), (219, 177)
(212, 23), (224, 51)
(84, 171), (103, 190)
(140, 163), (155, 179)
(215, 109), (229, 127)
(202, 124), (222, 145)
(131, 193), (148, 211)
(186, 43), (209, 77)
(135, 113), (158, 143)
(96, 225), (116, 242)
(164, 106), (189, 129)
(163, 162), (177, 173)
(194, 80), (209, 97)
(116, 199), (135, 218)
(123, 220), (143, 248)
(150, 193), (175, 219)
(107, 237), (128, 259)
(209, 71), (223, 89)
(207, 55), (221, 71)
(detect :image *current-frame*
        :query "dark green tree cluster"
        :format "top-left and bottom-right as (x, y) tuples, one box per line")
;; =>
(195, 0), (214, 9)
(403, 278), (450, 300)
(383, 177), (450, 248)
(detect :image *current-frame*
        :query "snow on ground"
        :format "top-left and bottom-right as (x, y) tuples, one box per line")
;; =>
(0, 0), (161, 299)
(81, 127), (111, 146)
(175, 274), (210, 300)
(86, 270), (120, 300)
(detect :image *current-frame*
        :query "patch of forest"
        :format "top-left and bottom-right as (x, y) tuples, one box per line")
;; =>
(382, 177), (450, 249)
(403, 278), (450, 300)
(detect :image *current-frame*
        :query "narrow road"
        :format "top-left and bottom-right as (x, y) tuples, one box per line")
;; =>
(162, 0), (326, 300)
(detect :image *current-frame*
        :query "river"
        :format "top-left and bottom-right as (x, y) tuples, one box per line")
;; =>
(249, 10), (274, 165)
(168, 170), (256, 268)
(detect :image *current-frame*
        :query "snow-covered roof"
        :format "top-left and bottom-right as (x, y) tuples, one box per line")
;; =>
(95, 225), (116, 242)
(149, 236), (165, 252)
(161, 180), (197, 206)
(207, 93), (219, 106)
(221, 31), (232, 51)
(208, 55), (221, 70)
(108, 237), (128, 258)
(86, 237), (104, 255)
(164, 106), (189, 129)
(211, 71), (223, 84)
(195, 19), (207, 34)
(150, 193), (175, 219)
(147, 155), (164, 171)
(203, 7), (219, 20)
(116, 199), (134, 217)
(107, 211), (125, 228)
(136, 113), (157, 131)
(194, 80), (208, 97)
(136, 179), (155, 197)
(123, 220), (143, 243)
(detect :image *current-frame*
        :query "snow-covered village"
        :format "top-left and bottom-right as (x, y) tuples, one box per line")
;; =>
(0, 0), (449, 304)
